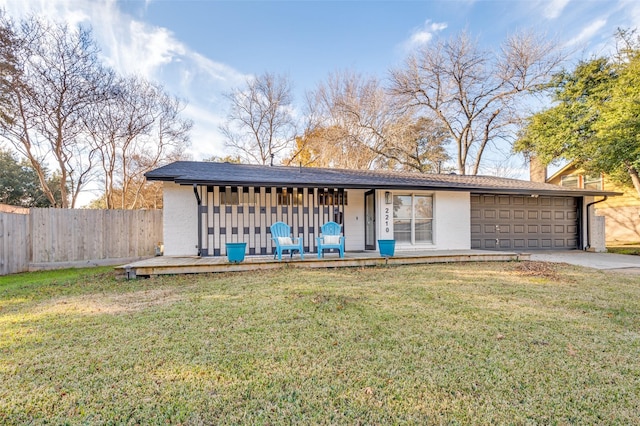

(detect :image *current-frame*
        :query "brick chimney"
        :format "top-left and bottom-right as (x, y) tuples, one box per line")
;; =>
(529, 156), (547, 183)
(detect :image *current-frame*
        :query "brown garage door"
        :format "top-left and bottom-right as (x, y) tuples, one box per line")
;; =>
(470, 194), (580, 250)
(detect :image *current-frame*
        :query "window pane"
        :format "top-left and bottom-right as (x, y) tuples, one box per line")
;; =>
(414, 196), (433, 219)
(560, 175), (578, 188)
(584, 175), (602, 190)
(393, 195), (412, 219)
(415, 220), (433, 243)
(394, 219), (411, 242)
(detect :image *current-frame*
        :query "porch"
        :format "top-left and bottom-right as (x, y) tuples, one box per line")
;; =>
(116, 249), (530, 278)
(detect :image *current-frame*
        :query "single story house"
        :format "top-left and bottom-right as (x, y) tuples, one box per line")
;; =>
(145, 161), (619, 257)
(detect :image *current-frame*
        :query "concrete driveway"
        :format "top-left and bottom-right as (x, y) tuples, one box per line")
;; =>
(529, 251), (640, 274)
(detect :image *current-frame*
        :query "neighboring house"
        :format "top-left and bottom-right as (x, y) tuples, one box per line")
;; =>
(545, 163), (640, 244)
(145, 161), (619, 257)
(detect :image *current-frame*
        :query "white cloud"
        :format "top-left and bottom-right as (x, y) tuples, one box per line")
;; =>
(0, 0), (247, 160)
(564, 18), (607, 48)
(543, 0), (571, 19)
(401, 20), (448, 51)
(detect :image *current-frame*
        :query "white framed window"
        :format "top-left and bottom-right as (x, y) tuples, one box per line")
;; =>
(393, 194), (433, 244)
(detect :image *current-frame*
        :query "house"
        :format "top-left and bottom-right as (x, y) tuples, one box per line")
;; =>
(544, 163), (640, 244)
(145, 161), (619, 257)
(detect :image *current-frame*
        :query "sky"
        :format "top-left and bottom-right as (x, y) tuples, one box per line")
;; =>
(1, 0), (639, 175)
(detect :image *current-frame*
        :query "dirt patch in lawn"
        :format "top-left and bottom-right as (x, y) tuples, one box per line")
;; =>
(512, 261), (564, 281)
(34, 288), (184, 316)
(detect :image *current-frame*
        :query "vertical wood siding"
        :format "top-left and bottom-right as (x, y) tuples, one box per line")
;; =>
(0, 209), (162, 275)
(0, 212), (31, 275)
(196, 185), (346, 256)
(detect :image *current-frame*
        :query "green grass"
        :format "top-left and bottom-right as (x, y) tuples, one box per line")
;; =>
(1, 262), (639, 424)
(607, 246), (640, 256)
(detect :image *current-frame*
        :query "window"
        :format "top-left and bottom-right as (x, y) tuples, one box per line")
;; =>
(584, 174), (602, 190)
(277, 188), (304, 206)
(560, 174), (602, 190)
(277, 189), (291, 206)
(393, 194), (433, 244)
(220, 187), (239, 205)
(560, 175), (579, 188)
(318, 190), (348, 206)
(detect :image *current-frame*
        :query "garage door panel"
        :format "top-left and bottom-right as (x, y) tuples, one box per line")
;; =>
(471, 195), (579, 251)
(499, 240), (512, 249)
(484, 239), (497, 248)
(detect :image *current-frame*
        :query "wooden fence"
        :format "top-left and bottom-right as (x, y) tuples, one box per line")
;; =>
(0, 208), (162, 275)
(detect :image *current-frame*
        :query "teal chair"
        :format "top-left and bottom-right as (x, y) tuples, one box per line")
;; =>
(316, 221), (345, 258)
(270, 222), (304, 261)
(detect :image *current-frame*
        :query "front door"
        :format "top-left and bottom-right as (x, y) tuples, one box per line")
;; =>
(365, 190), (376, 250)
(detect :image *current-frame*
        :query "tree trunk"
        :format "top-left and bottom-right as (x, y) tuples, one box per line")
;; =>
(629, 165), (640, 198)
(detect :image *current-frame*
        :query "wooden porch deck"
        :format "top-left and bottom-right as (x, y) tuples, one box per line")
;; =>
(116, 250), (531, 279)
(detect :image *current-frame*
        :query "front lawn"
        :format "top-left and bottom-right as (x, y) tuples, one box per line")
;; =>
(607, 245), (640, 256)
(1, 262), (639, 424)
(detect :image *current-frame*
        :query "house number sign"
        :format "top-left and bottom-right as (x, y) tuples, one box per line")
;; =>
(384, 207), (390, 234)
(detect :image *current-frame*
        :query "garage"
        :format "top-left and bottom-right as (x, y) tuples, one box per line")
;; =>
(470, 194), (581, 250)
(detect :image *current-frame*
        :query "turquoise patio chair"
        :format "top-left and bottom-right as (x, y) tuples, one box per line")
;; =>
(270, 221), (304, 261)
(316, 221), (345, 259)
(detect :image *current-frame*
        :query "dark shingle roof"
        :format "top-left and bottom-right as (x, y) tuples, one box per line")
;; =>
(145, 161), (619, 197)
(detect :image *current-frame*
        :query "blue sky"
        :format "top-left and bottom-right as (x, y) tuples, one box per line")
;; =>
(1, 0), (638, 172)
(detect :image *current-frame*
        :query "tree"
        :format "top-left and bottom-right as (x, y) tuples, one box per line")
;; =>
(221, 72), (297, 165)
(374, 116), (450, 173)
(390, 30), (564, 175)
(85, 76), (192, 209)
(0, 16), (113, 207)
(297, 70), (450, 172)
(87, 180), (164, 209)
(515, 30), (640, 196)
(0, 148), (64, 207)
(0, 14), (192, 209)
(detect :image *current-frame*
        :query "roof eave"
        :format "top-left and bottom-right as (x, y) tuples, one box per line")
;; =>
(160, 177), (621, 197)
